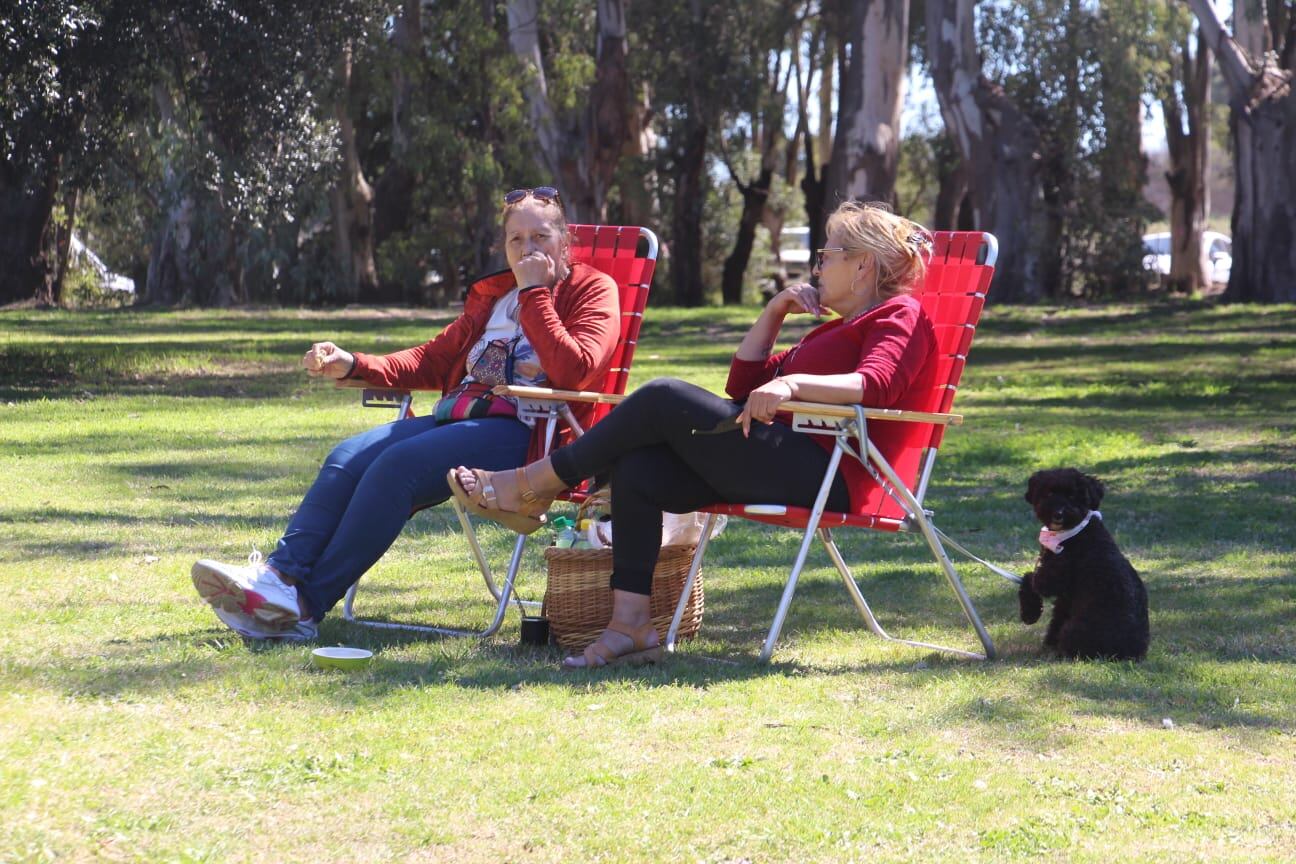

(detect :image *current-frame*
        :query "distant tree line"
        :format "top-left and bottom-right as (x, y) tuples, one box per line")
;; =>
(3, 0), (1294, 308)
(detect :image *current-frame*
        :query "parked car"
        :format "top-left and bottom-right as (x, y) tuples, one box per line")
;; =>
(776, 225), (812, 282)
(70, 234), (136, 294)
(1141, 231), (1231, 284)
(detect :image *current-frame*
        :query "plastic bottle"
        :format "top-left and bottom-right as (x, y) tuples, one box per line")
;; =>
(551, 516), (576, 548)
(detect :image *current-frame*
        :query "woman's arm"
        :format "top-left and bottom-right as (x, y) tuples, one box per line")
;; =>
(517, 267), (620, 390)
(734, 283), (821, 361)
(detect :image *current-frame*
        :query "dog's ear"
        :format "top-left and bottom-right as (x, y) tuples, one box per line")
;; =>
(1083, 474), (1105, 509)
(1025, 471), (1042, 505)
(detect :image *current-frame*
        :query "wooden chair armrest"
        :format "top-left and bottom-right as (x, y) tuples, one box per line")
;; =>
(781, 399), (962, 426)
(501, 387), (961, 425)
(500, 385), (628, 406)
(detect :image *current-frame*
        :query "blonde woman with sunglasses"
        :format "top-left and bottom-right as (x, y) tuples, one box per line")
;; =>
(191, 187), (621, 641)
(452, 201), (940, 669)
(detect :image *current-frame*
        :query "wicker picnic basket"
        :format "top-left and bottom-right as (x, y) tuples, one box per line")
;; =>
(542, 542), (705, 650)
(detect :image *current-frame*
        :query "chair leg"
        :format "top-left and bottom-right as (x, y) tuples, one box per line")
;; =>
(820, 528), (990, 660)
(666, 513), (717, 652)
(342, 499), (539, 637)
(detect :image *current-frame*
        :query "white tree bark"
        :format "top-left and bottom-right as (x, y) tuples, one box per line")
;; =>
(927, 0), (1045, 299)
(827, 0), (909, 203)
(507, 0), (564, 181)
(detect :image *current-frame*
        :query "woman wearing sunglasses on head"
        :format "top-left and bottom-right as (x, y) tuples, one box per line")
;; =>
(192, 187), (621, 641)
(450, 201), (939, 669)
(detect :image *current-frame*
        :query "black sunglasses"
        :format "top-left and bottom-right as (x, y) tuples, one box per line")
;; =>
(504, 186), (562, 206)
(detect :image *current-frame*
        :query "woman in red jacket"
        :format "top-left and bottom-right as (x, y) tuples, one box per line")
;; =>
(451, 201), (938, 669)
(191, 188), (620, 641)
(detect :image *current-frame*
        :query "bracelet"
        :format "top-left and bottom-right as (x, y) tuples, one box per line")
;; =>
(774, 376), (797, 397)
(341, 354), (358, 379)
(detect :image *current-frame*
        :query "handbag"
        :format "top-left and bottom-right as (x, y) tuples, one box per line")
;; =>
(432, 334), (522, 425)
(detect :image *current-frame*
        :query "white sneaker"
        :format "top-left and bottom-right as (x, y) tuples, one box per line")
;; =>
(192, 550), (303, 631)
(212, 606), (319, 642)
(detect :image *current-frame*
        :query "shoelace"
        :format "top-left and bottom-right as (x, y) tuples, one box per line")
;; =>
(247, 548), (264, 567)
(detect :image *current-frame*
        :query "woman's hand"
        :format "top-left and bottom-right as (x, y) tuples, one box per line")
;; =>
(512, 250), (557, 290)
(303, 342), (355, 379)
(770, 282), (824, 317)
(738, 377), (796, 436)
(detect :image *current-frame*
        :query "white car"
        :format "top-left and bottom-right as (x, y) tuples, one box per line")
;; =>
(70, 234), (136, 294)
(775, 226), (812, 281)
(1142, 231), (1231, 284)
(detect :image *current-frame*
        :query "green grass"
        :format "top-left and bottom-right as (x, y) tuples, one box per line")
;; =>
(1, 300), (1294, 863)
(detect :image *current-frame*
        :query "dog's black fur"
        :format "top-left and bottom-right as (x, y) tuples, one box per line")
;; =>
(1018, 468), (1149, 661)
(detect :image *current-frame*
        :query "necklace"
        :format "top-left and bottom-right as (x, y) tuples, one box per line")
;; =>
(842, 299), (882, 325)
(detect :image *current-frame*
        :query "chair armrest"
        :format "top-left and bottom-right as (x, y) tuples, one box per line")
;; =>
(499, 385), (628, 406)
(781, 399), (962, 426)
(502, 386), (960, 424)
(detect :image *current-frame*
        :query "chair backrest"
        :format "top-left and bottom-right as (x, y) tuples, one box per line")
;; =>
(860, 231), (995, 521)
(567, 224), (659, 423)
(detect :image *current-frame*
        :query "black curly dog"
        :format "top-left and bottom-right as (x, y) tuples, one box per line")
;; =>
(1018, 469), (1149, 661)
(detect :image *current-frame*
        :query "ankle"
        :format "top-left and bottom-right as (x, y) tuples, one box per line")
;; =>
(525, 459), (563, 497)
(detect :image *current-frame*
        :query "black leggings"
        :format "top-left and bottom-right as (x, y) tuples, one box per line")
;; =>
(549, 378), (851, 595)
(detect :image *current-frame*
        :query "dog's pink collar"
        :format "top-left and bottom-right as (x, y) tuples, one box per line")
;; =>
(1038, 510), (1102, 554)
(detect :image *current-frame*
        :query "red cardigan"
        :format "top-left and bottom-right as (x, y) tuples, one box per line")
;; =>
(349, 261), (620, 461)
(725, 294), (938, 513)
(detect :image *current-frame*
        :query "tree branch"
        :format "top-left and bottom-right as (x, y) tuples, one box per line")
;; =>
(1184, 0), (1255, 97)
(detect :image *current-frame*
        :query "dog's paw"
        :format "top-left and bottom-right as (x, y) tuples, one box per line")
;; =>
(1018, 579), (1044, 624)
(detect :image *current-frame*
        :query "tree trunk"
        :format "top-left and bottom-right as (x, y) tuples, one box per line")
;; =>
(373, 0), (421, 256)
(145, 84), (196, 306)
(0, 163), (59, 304)
(1162, 29), (1212, 293)
(332, 43), (378, 303)
(927, 0), (1046, 301)
(826, 0), (909, 205)
(588, 0), (634, 222)
(617, 82), (660, 229)
(47, 188), (79, 307)
(671, 119), (708, 306)
(1188, 0), (1296, 303)
(933, 131), (968, 231)
(721, 167), (773, 303)
(507, 0), (632, 223)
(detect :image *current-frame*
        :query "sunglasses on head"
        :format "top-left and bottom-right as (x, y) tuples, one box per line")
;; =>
(504, 186), (562, 206)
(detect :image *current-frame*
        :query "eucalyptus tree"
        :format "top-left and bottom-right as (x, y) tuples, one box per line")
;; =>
(826, 0), (912, 207)
(1187, 0), (1296, 302)
(507, 0), (636, 223)
(926, 0), (1046, 300)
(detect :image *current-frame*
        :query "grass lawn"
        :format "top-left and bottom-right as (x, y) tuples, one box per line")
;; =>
(1, 299), (1294, 863)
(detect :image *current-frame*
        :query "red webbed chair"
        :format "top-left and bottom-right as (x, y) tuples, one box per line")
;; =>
(664, 231), (999, 662)
(339, 224), (659, 637)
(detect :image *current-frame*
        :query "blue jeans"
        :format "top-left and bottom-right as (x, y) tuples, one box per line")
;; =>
(267, 415), (531, 619)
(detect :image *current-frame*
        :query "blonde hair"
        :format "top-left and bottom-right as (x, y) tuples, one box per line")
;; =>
(824, 201), (934, 299)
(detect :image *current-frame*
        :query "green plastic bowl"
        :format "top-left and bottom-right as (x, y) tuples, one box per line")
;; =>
(311, 646), (373, 671)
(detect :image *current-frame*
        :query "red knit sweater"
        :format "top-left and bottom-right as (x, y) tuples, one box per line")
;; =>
(348, 261), (620, 461)
(725, 294), (938, 513)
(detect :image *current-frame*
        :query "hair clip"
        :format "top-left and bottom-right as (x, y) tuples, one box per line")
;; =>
(907, 230), (934, 258)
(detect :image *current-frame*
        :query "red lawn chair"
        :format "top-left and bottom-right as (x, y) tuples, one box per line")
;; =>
(664, 231), (1000, 661)
(339, 224), (658, 636)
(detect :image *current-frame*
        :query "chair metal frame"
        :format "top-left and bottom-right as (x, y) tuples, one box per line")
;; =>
(339, 225), (658, 637)
(664, 231), (1000, 662)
